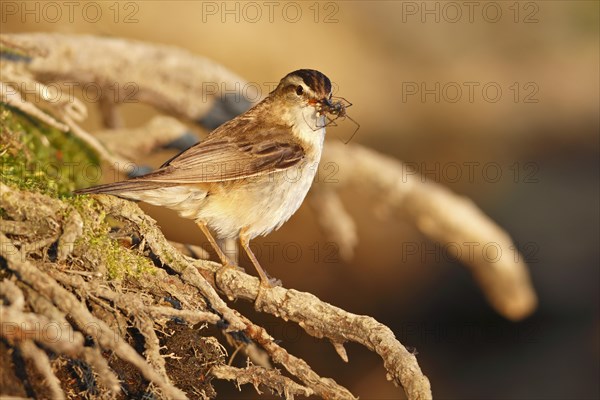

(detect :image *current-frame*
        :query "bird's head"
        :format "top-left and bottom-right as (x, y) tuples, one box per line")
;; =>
(274, 69), (335, 116)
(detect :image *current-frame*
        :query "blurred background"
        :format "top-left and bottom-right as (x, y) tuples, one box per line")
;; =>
(3, 1), (598, 398)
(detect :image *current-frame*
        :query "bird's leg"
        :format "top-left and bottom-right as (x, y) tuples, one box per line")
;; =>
(239, 228), (273, 287)
(196, 221), (235, 268)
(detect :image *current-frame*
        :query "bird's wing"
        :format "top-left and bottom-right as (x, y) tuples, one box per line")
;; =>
(134, 128), (305, 183)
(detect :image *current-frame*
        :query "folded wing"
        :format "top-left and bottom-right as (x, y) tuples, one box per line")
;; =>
(76, 128), (305, 195)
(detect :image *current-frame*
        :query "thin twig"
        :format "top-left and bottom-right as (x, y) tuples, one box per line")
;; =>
(211, 365), (313, 399)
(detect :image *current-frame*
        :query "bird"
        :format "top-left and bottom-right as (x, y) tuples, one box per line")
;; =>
(76, 69), (339, 288)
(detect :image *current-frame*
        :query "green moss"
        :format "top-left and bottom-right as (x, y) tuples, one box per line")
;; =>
(1, 105), (153, 280)
(68, 195), (155, 280)
(0, 105), (99, 197)
(80, 232), (156, 280)
(105, 239), (156, 280)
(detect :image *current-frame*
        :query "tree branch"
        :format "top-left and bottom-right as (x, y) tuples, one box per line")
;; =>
(1, 183), (432, 398)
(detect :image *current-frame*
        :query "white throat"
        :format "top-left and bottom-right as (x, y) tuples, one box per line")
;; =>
(284, 105), (326, 152)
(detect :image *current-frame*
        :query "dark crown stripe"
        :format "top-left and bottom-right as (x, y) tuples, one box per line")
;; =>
(290, 69), (332, 97)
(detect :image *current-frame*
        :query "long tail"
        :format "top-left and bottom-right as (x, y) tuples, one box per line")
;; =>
(74, 179), (177, 197)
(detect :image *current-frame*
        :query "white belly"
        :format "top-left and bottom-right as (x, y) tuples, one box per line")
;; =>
(198, 160), (319, 239)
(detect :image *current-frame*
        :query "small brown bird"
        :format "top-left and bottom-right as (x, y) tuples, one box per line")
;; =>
(77, 69), (340, 287)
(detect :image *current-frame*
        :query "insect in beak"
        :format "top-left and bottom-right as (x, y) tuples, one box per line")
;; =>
(320, 97), (333, 108)
(313, 97), (334, 115)
(323, 96), (361, 144)
(303, 95), (360, 144)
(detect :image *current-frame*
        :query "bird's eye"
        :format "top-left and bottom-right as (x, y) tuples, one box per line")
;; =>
(296, 85), (304, 95)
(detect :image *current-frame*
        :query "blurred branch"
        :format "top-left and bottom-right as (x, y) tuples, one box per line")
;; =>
(0, 32), (253, 122)
(309, 188), (358, 261)
(93, 115), (190, 161)
(0, 79), (68, 131)
(0, 61), (131, 172)
(317, 143), (537, 321)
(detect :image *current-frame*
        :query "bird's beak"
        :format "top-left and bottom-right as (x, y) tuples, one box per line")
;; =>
(320, 97), (332, 107)
(318, 97), (333, 111)
(309, 98), (334, 113)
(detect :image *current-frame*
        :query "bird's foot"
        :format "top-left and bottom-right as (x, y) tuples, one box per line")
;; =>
(254, 281), (269, 309)
(265, 276), (282, 287)
(215, 262), (244, 285)
(254, 275), (282, 309)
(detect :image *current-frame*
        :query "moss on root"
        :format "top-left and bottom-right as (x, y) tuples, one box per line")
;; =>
(0, 105), (99, 197)
(69, 195), (156, 280)
(1, 105), (153, 280)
